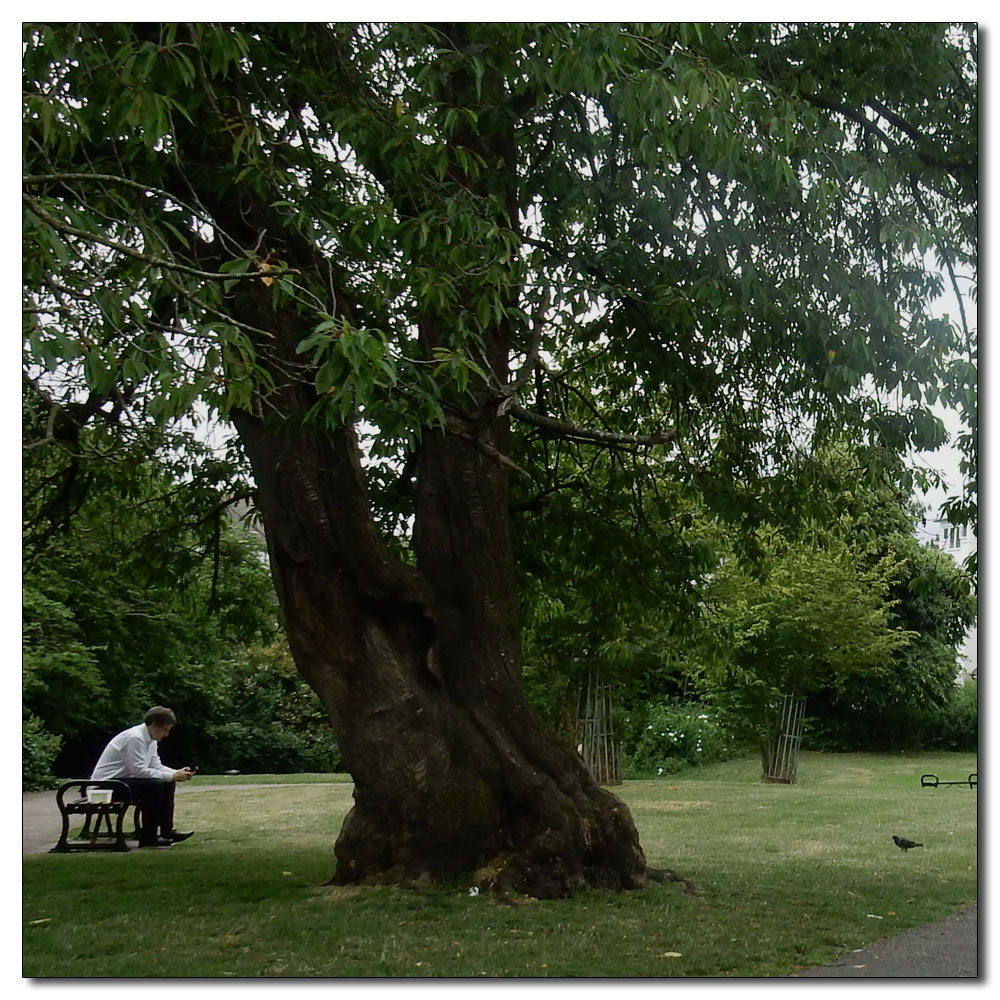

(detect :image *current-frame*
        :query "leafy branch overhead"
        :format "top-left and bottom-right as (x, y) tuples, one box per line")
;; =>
(23, 23), (975, 528)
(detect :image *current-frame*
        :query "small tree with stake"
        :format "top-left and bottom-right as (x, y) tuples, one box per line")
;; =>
(695, 534), (916, 781)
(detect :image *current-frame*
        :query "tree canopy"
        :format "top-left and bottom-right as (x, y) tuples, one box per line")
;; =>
(22, 22), (977, 896)
(24, 23), (976, 523)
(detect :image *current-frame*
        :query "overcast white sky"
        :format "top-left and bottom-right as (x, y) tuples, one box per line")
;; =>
(909, 278), (977, 543)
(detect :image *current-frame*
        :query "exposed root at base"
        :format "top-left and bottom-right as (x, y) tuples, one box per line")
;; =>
(325, 864), (698, 898)
(644, 866), (699, 895)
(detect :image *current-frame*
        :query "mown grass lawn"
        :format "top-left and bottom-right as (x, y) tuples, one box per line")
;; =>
(22, 751), (977, 978)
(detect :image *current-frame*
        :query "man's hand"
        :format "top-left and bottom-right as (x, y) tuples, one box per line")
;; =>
(172, 767), (196, 782)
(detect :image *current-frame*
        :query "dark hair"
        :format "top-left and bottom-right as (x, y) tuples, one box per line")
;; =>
(144, 706), (177, 727)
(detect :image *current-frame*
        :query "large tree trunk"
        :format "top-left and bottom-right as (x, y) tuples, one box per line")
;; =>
(163, 21), (655, 897)
(231, 389), (650, 897)
(215, 204), (657, 896)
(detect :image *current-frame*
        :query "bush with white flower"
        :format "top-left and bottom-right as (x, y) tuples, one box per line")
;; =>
(621, 698), (745, 777)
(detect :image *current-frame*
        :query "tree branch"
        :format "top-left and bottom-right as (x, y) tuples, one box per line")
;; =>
(908, 178), (973, 354)
(23, 192), (300, 283)
(507, 286), (550, 397)
(802, 96), (971, 178)
(443, 414), (533, 478)
(510, 403), (676, 448)
(23, 172), (221, 234)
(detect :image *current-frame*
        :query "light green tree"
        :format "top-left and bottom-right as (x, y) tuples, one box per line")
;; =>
(694, 532), (915, 777)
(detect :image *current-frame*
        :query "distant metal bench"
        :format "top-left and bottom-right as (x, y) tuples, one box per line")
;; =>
(920, 773), (977, 789)
(50, 779), (139, 853)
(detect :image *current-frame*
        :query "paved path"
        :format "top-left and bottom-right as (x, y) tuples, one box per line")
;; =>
(793, 903), (978, 978)
(23, 788), (977, 977)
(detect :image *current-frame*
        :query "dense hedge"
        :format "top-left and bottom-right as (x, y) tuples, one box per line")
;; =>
(200, 720), (341, 775)
(23, 713), (63, 792)
(806, 676), (978, 753)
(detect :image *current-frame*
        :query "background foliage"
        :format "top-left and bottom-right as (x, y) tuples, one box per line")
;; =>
(21, 412), (337, 787)
(518, 444), (976, 775)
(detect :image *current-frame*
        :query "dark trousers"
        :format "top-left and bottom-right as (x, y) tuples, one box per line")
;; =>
(117, 779), (176, 844)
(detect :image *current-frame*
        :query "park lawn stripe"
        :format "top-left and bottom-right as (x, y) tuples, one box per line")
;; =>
(23, 752), (976, 978)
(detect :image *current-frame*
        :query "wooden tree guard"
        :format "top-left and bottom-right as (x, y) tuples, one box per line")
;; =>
(575, 669), (622, 785)
(762, 693), (807, 784)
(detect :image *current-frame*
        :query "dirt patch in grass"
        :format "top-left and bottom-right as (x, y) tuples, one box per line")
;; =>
(634, 800), (711, 812)
(313, 884), (372, 903)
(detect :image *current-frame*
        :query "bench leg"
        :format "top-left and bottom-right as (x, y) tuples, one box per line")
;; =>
(50, 807), (133, 852)
(91, 806), (131, 851)
(112, 805), (130, 851)
(89, 810), (109, 847)
(49, 810), (73, 853)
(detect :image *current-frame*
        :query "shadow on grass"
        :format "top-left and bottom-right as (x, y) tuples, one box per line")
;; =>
(23, 752), (977, 978)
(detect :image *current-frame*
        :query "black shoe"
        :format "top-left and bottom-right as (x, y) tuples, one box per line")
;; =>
(138, 837), (174, 848)
(167, 830), (194, 843)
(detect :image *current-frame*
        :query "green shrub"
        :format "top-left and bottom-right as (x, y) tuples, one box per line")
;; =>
(805, 675), (978, 753)
(621, 698), (746, 777)
(931, 676), (978, 751)
(23, 712), (62, 791)
(197, 642), (342, 774)
(202, 720), (341, 774)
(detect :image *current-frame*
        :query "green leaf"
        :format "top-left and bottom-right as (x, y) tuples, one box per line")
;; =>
(315, 357), (344, 395)
(80, 349), (113, 394)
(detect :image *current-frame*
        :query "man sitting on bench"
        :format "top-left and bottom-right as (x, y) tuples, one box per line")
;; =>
(90, 706), (196, 849)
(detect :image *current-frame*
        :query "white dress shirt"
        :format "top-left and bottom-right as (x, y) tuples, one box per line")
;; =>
(90, 723), (175, 781)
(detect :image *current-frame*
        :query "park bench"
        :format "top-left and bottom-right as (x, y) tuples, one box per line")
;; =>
(920, 772), (977, 789)
(49, 779), (140, 853)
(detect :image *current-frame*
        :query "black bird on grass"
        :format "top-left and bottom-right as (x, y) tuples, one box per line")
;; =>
(893, 835), (923, 852)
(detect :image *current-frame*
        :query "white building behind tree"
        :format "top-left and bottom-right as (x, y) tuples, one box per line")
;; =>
(926, 517), (978, 682)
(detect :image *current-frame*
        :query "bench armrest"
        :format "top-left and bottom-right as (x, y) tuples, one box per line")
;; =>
(55, 779), (133, 809)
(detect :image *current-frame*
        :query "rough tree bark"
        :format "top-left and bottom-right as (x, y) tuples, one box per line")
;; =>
(227, 303), (654, 897)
